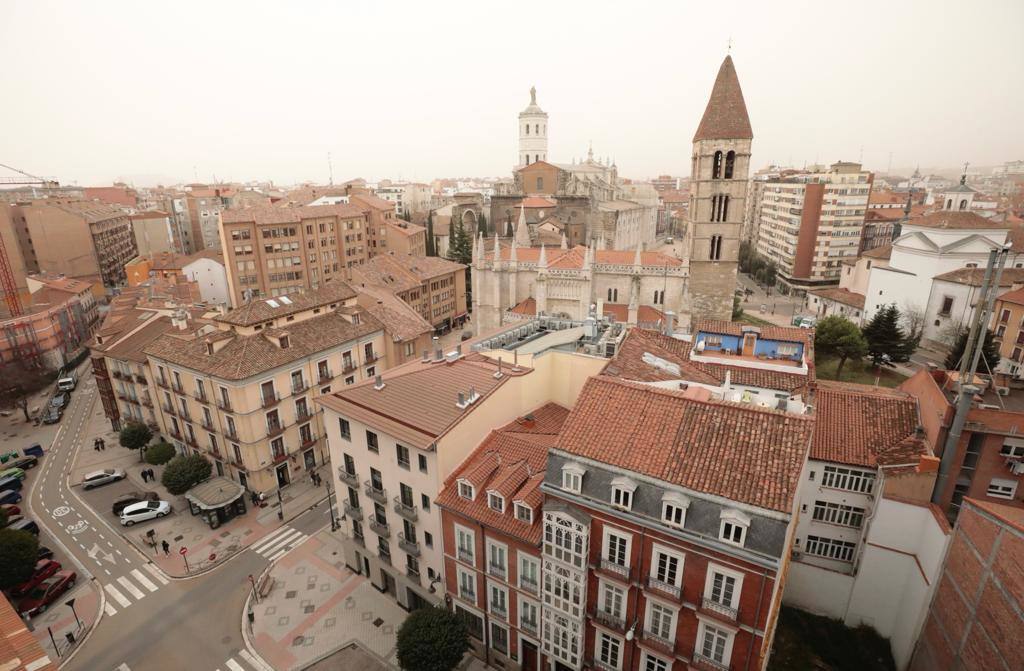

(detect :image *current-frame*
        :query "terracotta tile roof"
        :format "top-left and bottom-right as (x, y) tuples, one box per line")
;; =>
(996, 286), (1024, 306)
(599, 303), (665, 325)
(27, 273), (92, 295)
(215, 281), (357, 326)
(862, 244), (892, 260)
(811, 380), (928, 468)
(317, 354), (529, 450)
(47, 200), (127, 224)
(97, 315), (178, 363)
(355, 285), (432, 342)
(146, 308), (382, 380)
(386, 221), (426, 237)
(0, 591), (57, 671)
(869, 190), (906, 206)
(933, 267), (1024, 287)
(698, 319), (813, 346)
(807, 287), (865, 309)
(518, 197), (557, 208)
(150, 252), (189, 270)
(130, 210), (169, 219)
(963, 497), (1024, 532)
(350, 193), (398, 212)
(221, 203), (365, 225)
(557, 376), (812, 512)
(184, 248), (225, 264)
(509, 297), (537, 316)
(437, 403), (569, 544)
(693, 55), (753, 142)
(908, 210), (1012, 230)
(350, 254), (464, 294)
(1008, 224), (1024, 253)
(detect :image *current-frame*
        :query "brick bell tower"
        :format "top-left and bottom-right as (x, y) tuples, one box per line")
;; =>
(687, 55), (753, 322)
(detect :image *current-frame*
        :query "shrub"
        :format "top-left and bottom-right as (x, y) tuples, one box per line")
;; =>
(396, 606), (469, 671)
(161, 453), (212, 495)
(119, 421), (153, 461)
(0, 528), (40, 590)
(144, 441), (176, 465)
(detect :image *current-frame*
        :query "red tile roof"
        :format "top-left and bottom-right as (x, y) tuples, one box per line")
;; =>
(558, 376), (813, 512)
(996, 286), (1024, 306)
(518, 197), (557, 208)
(693, 55), (753, 142)
(437, 403), (570, 544)
(221, 203), (366, 224)
(807, 287), (865, 310)
(908, 210), (1012, 230)
(862, 244), (892, 260)
(811, 380), (928, 468)
(0, 591), (57, 671)
(509, 297), (537, 316)
(933, 267), (1024, 287)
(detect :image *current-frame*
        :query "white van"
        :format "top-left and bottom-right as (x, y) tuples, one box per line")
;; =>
(56, 375), (76, 392)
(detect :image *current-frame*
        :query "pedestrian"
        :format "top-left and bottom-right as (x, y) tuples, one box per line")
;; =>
(161, 540), (170, 556)
(315, 472), (321, 487)
(148, 468), (155, 482)
(100, 438), (106, 451)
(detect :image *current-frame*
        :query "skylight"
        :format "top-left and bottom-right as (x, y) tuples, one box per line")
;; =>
(265, 299), (280, 308)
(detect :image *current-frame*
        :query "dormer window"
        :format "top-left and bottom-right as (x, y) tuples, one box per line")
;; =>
(662, 492), (691, 528)
(561, 463), (586, 493)
(610, 476), (637, 510)
(279, 335), (290, 349)
(719, 509), (751, 547)
(514, 502), (533, 524)
(458, 480), (475, 501)
(487, 492), (504, 513)
(206, 342), (214, 355)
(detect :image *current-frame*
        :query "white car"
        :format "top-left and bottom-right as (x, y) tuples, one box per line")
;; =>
(119, 500), (171, 526)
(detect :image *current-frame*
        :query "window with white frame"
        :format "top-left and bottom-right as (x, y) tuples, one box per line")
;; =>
(719, 509), (751, 547)
(610, 476), (636, 510)
(821, 465), (876, 494)
(646, 601), (676, 641)
(987, 478), (1017, 499)
(812, 500), (866, 528)
(704, 563), (743, 613)
(697, 620), (734, 667)
(457, 567), (476, 603)
(519, 595), (539, 633)
(642, 652), (671, 671)
(490, 621), (509, 655)
(489, 582), (508, 619)
(543, 512), (587, 569)
(661, 492), (690, 528)
(487, 491), (504, 513)
(457, 479), (475, 500)
(777, 342), (799, 357)
(805, 534), (857, 562)
(1000, 438), (1024, 458)
(597, 631), (622, 669)
(456, 525), (475, 565)
(487, 540), (507, 579)
(599, 581), (625, 619)
(603, 527), (631, 569)
(650, 544), (684, 591)
(514, 502), (533, 524)
(519, 554), (540, 592)
(561, 463), (585, 493)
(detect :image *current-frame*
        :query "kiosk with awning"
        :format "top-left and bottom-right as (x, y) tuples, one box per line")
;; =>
(185, 477), (247, 529)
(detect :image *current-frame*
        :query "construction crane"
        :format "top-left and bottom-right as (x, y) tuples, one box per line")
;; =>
(0, 163), (61, 316)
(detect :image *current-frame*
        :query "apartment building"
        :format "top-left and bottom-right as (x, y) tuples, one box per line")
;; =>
(1, 274), (99, 370)
(19, 200), (138, 287)
(350, 193), (398, 256)
(539, 375), (813, 671)
(186, 187), (232, 251)
(142, 282), (386, 494)
(220, 204), (370, 307)
(754, 162), (872, 290)
(354, 284), (433, 368)
(124, 250), (229, 305)
(351, 254), (467, 332)
(438, 403), (569, 671)
(129, 211), (177, 256)
(989, 285), (1024, 378)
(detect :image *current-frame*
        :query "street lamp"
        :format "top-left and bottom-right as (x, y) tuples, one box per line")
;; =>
(64, 598), (81, 629)
(325, 477), (339, 532)
(276, 489), (284, 521)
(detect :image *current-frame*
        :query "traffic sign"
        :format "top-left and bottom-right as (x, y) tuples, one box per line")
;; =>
(179, 547), (188, 555)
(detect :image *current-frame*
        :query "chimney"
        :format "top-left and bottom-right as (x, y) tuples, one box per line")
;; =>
(512, 350), (521, 372)
(433, 336), (443, 361)
(457, 391), (466, 408)
(373, 375), (385, 391)
(663, 310), (676, 335)
(493, 357), (504, 379)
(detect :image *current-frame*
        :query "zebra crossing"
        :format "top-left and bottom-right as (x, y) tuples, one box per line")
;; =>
(114, 649), (271, 671)
(250, 525), (308, 562)
(102, 564), (169, 617)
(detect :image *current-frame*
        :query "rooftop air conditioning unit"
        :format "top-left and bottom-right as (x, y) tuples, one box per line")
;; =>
(996, 386), (1010, 396)
(1009, 460), (1024, 476)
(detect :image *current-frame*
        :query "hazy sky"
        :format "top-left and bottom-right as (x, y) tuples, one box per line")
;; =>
(2, 1), (1022, 187)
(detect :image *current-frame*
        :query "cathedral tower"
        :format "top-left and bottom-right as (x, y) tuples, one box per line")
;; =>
(518, 86), (548, 167)
(687, 55), (753, 322)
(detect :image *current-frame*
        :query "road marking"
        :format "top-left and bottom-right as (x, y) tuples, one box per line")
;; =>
(225, 659), (245, 671)
(116, 664), (130, 671)
(103, 600), (117, 617)
(251, 527), (303, 556)
(266, 548), (288, 563)
(130, 569), (158, 592)
(52, 506), (70, 517)
(104, 569), (111, 575)
(104, 583), (131, 608)
(67, 520), (89, 534)
(88, 543), (116, 564)
(117, 575), (146, 600)
(238, 650), (273, 671)
(249, 525), (295, 552)
(143, 564), (170, 585)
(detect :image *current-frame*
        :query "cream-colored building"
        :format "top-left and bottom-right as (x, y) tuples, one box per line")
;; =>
(129, 211), (177, 256)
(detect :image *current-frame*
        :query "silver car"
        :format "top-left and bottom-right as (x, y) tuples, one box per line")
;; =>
(82, 469), (126, 490)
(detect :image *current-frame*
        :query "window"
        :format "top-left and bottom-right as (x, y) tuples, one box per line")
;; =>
(514, 502), (533, 524)
(519, 596), (539, 633)
(455, 605), (482, 640)
(651, 544), (684, 592)
(712, 150), (723, 179)
(647, 601), (675, 640)
(519, 555), (539, 592)
(561, 463), (585, 493)
(987, 478), (1018, 499)
(1000, 439), (1024, 458)
(697, 621), (733, 666)
(821, 465), (876, 494)
(812, 501), (866, 528)
(458, 480), (475, 500)
(365, 430), (378, 452)
(536, 177), (544, 191)
(610, 477), (636, 510)
(940, 296), (954, 316)
(653, 289), (664, 305)
(487, 541), (507, 579)
(489, 582), (508, 619)
(805, 534), (858, 562)
(338, 418), (351, 440)
(418, 454), (428, 473)
(597, 632), (622, 669)
(704, 564), (743, 612)
(457, 567), (476, 602)
(456, 525), (475, 564)
(488, 492), (504, 513)
(724, 150), (736, 179)
(719, 509), (750, 547)
(424, 531), (433, 548)
(343, 453), (356, 477)
(603, 528), (631, 569)
(709, 234), (723, 260)
(662, 493), (689, 528)
(421, 494), (431, 512)
(599, 581), (625, 618)
(642, 652), (670, 671)
(396, 444), (410, 469)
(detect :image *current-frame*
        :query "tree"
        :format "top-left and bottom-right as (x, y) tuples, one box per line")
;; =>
(161, 453), (212, 495)
(447, 220), (472, 266)
(944, 329), (1001, 373)
(902, 305), (926, 353)
(0, 362), (53, 422)
(425, 212), (436, 257)
(0, 528), (40, 591)
(815, 315), (869, 379)
(477, 210), (488, 236)
(396, 606), (469, 671)
(144, 441), (176, 465)
(862, 304), (913, 366)
(732, 295), (744, 321)
(119, 421), (153, 461)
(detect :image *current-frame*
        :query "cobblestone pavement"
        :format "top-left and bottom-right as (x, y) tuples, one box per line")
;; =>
(250, 528), (406, 671)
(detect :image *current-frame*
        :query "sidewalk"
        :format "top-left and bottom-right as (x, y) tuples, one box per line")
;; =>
(249, 528), (406, 671)
(28, 577), (101, 665)
(72, 396), (332, 577)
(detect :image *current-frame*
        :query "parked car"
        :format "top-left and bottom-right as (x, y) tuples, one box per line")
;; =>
(0, 490), (22, 505)
(41, 407), (62, 424)
(49, 392), (70, 410)
(1, 503), (21, 517)
(0, 476), (23, 493)
(37, 546), (54, 561)
(56, 374), (76, 392)
(112, 491), (159, 516)
(17, 570), (77, 616)
(0, 467), (26, 481)
(11, 559), (62, 597)
(6, 455), (38, 470)
(82, 469), (126, 490)
(23, 444), (44, 458)
(4, 514), (24, 527)
(119, 500), (171, 526)
(6, 518), (40, 535)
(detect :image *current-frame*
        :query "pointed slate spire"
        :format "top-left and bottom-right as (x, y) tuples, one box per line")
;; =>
(693, 55), (753, 142)
(510, 232), (518, 262)
(493, 230), (501, 262)
(560, 233), (568, 250)
(514, 203), (531, 248)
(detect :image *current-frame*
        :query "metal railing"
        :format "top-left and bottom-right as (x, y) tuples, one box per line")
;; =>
(397, 533), (420, 556)
(599, 559), (630, 581)
(369, 518), (390, 537)
(338, 468), (358, 487)
(642, 629), (675, 655)
(592, 609), (625, 632)
(701, 597), (738, 621)
(692, 653), (730, 671)
(261, 392), (280, 408)
(364, 481), (387, 504)
(392, 497), (418, 522)
(647, 576), (682, 600)
(343, 501), (363, 520)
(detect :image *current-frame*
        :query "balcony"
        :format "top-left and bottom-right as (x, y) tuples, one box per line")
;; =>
(701, 597), (738, 622)
(169, 428), (183, 441)
(295, 406), (313, 423)
(261, 392), (280, 409)
(364, 481), (387, 504)
(378, 550), (391, 566)
(641, 629), (675, 655)
(162, 403), (175, 415)
(141, 397), (153, 408)
(490, 603), (507, 621)
(266, 420), (286, 438)
(520, 618), (538, 637)
(592, 608), (626, 633)
(200, 416), (215, 431)
(225, 427), (239, 442)
(300, 433), (318, 449)
(692, 653), (730, 671)
(291, 379), (307, 394)
(342, 360), (356, 374)
(111, 370), (126, 380)
(457, 548), (474, 565)
(591, 659), (617, 671)
(343, 501), (363, 520)
(519, 575), (538, 595)
(194, 391), (210, 404)
(599, 559), (631, 582)
(364, 351), (379, 365)
(369, 518), (390, 537)
(216, 397), (232, 412)
(397, 533), (420, 557)
(646, 576), (682, 600)
(392, 497), (418, 522)
(171, 381), (184, 394)
(184, 434), (199, 448)
(406, 564), (421, 583)
(338, 468), (359, 487)
(488, 563), (507, 581)
(135, 374), (148, 385)
(352, 532), (365, 547)
(459, 587), (475, 603)
(318, 368), (333, 384)
(178, 407), (192, 422)
(272, 451), (288, 465)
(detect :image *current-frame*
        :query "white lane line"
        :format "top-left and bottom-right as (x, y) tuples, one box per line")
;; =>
(104, 600), (117, 617)
(225, 659), (245, 671)
(117, 575), (146, 600)
(249, 526), (294, 552)
(130, 568), (158, 592)
(116, 663), (130, 671)
(143, 563), (170, 585)
(104, 569), (111, 575)
(104, 583), (131, 608)
(266, 548), (287, 563)
(239, 649), (274, 671)
(253, 529), (303, 556)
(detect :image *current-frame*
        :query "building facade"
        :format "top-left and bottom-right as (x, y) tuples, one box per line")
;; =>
(129, 211), (178, 256)
(519, 87), (549, 167)
(1, 274), (99, 370)
(351, 254), (467, 332)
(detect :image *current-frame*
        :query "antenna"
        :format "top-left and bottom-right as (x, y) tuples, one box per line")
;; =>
(727, 36), (732, 53)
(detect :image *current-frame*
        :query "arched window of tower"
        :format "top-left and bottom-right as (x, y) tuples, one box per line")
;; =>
(725, 151), (736, 179)
(525, 125), (529, 135)
(712, 151), (723, 179)
(959, 200), (968, 210)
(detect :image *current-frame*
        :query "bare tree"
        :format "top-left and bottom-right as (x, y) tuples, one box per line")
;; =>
(901, 303), (926, 349)
(0, 363), (52, 422)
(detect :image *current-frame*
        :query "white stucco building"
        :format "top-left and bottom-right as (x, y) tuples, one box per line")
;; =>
(182, 250), (230, 306)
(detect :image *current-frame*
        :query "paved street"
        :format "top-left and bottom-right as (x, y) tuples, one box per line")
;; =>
(13, 370), (334, 671)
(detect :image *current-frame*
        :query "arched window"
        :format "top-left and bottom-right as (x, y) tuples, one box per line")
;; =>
(710, 235), (723, 261)
(712, 151), (723, 179)
(725, 151), (736, 179)
(959, 199), (968, 210)
(721, 195), (730, 221)
(525, 155), (530, 165)
(946, 198), (953, 210)
(535, 124), (539, 134)
(525, 125), (529, 135)
(535, 155), (540, 164)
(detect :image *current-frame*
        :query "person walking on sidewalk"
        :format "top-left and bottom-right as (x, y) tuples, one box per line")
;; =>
(161, 540), (170, 555)
(141, 469), (149, 483)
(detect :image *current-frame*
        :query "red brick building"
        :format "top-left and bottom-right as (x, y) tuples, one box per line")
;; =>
(438, 403), (570, 671)
(539, 376), (813, 671)
(910, 498), (1023, 670)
